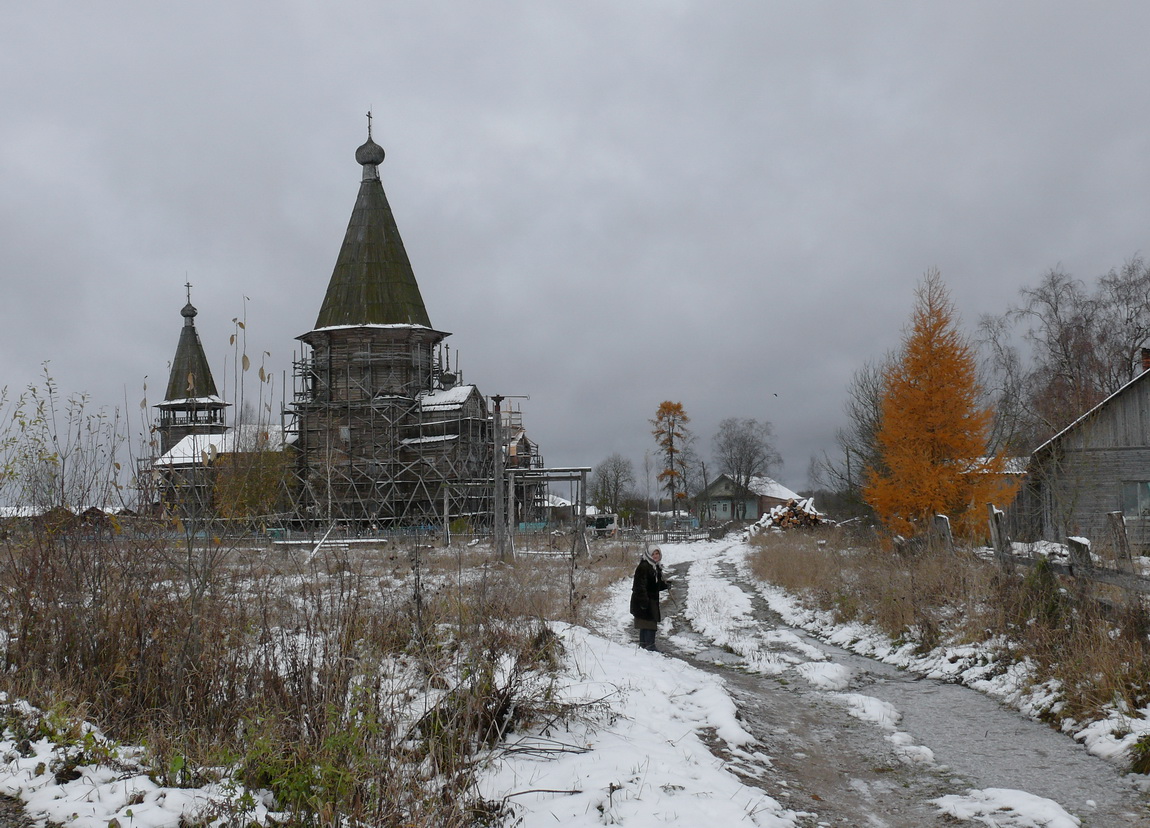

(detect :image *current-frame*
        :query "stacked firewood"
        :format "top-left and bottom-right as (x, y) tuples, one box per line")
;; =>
(758, 498), (825, 531)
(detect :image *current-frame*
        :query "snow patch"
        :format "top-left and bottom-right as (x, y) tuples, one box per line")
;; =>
(934, 788), (1081, 827)
(794, 661), (850, 691)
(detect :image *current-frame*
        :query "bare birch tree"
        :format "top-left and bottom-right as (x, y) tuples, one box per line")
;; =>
(590, 453), (635, 513)
(712, 417), (782, 490)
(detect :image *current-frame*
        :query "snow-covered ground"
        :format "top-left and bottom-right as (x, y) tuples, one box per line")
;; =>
(476, 624), (797, 826)
(0, 536), (1146, 827)
(481, 537), (1141, 826)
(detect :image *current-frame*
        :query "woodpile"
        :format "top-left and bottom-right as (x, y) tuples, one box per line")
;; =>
(748, 498), (827, 536)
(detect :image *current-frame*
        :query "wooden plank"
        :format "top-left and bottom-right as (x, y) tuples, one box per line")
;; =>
(1005, 552), (1150, 595)
(1108, 511), (1133, 572)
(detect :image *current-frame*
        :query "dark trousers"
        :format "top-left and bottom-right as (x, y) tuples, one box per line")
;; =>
(639, 628), (657, 650)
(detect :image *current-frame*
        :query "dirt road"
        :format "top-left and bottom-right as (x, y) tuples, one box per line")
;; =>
(663, 553), (1150, 827)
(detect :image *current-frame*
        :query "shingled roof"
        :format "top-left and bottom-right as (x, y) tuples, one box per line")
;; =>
(163, 300), (222, 403)
(312, 129), (432, 329)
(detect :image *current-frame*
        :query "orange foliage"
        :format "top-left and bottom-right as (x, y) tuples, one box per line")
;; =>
(864, 272), (1018, 539)
(651, 401), (691, 502)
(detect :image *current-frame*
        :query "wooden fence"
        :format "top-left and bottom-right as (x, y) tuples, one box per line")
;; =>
(986, 504), (1150, 596)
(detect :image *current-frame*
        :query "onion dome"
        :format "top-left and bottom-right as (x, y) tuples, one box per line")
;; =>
(355, 138), (386, 166)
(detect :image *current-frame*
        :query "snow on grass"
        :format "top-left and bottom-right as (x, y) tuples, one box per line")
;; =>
(0, 534), (1125, 828)
(0, 701), (281, 828)
(0, 612), (801, 828)
(728, 536), (1150, 772)
(477, 623), (798, 827)
(934, 787), (1081, 827)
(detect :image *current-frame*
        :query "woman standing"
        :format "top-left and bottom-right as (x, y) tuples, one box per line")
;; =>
(630, 547), (669, 651)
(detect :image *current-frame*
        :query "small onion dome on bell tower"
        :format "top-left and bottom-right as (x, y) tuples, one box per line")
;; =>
(356, 111), (386, 180)
(181, 301), (197, 325)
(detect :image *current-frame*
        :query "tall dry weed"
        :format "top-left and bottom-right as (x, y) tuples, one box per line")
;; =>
(750, 529), (1150, 733)
(0, 527), (606, 826)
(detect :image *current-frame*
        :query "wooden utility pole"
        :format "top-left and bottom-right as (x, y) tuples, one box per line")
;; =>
(508, 468), (517, 558)
(492, 394), (506, 560)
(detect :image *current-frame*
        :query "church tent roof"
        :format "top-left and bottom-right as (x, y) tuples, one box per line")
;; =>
(311, 130), (433, 330)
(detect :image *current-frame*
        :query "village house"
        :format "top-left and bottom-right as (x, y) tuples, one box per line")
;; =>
(698, 473), (801, 522)
(1013, 350), (1150, 550)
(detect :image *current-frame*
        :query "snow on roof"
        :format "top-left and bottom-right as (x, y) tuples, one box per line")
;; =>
(544, 493), (597, 514)
(309, 323), (442, 334)
(0, 505), (131, 518)
(747, 475), (800, 501)
(399, 434), (458, 446)
(969, 457), (1029, 475)
(154, 425), (292, 466)
(155, 396), (227, 409)
(0, 506), (41, 518)
(418, 384), (477, 411)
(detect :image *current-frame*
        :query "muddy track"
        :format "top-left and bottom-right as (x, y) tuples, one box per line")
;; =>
(660, 556), (1150, 827)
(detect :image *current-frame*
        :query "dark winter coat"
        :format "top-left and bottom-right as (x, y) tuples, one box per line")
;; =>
(630, 559), (668, 630)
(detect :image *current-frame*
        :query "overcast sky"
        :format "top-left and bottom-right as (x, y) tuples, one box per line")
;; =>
(3, 2), (1150, 492)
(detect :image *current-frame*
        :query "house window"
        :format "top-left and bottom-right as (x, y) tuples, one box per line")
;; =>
(1120, 482), (1150, 516)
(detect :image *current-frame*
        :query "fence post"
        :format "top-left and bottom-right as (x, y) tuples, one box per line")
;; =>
(1108, 511), (1133, 573)
(1066, 536), (1093, 602)
(933, 514), (954, 554)
(1067, 536), (1092, 574)
(987, 503), (1011, 572)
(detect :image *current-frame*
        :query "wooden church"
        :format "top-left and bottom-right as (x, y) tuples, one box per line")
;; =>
(289, 122), (506, 528)
(151, 121), (542, 530)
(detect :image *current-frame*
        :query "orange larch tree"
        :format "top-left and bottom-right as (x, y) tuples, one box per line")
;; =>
(651, 401), (691, 512)
(864, 271), (1018, 540)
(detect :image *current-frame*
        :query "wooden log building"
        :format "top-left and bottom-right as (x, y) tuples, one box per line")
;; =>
(151, 120), (544, 530)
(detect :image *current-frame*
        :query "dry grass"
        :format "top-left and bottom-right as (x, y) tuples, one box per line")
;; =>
(991, 561), (1150, 721)
(749, 529), (1150, 728)
(750, 528), (993, 649)
(0, 528), (632, 826)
